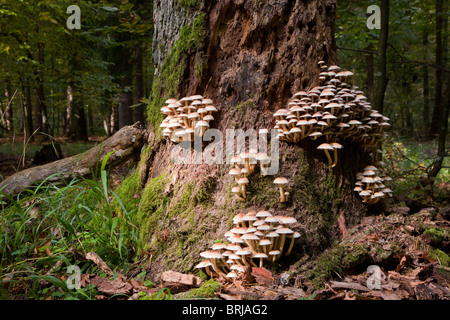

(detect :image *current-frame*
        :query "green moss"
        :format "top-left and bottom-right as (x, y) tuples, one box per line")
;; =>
(136, 174), (169, 248)
(194, 176), (217, 206)
(429, 249), (450, 267)
(194, 51), (207, 81)
(423, 226), (449, 246)
(177, 0), (201, 7)
(306, 244), (369, 289)
(174, 279), (221, 299)
(147, 13), (207, 131)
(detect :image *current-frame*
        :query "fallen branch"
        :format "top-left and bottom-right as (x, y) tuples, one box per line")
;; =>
(0, 122), (148, 198)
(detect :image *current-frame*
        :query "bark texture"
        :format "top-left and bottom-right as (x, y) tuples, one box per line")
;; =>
(137, 0), (371, 281)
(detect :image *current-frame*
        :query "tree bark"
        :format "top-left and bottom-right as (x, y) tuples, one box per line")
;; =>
(373, 0), (389, 114)
(4, 80), (13, 132)
(34, 41), (51, 138)
(138, 0), (373, 281)
(0, 122), (148, 198)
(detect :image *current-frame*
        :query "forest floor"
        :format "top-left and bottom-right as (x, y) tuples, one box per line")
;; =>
(0, 136), (449, 300)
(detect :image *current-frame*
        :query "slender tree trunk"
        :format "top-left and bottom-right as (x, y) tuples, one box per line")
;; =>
(21, 80), (34, 141)
(430, 0), (443, 138)
(133, 44), (146, 125)
(118, 46), (133, 129)
(67, 57), (88, 141)
(422, 32), (430, 136)
(34, 41), (51, 138)
(366, 44), (374, 102)
(373, 0), (389, 114)
(4, 80), (13, 132)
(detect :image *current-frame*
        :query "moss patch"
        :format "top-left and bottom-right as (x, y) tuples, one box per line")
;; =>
(136, 173), (169, 249)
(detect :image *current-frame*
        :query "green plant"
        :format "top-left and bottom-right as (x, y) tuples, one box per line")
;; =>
(0, 153), (140, 299)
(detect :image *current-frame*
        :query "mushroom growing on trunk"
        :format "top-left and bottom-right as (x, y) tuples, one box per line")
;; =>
(273, 177), (289, 203)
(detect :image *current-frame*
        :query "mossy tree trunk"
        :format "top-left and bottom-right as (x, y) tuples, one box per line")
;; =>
(135, 0), (372, 281)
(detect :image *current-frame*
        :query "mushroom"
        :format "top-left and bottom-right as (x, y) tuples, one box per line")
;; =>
(269, 250), (281, 262)
(229, 168), (241, 183)
(330, 142), (343, 167)
(199, 250), (227, 278)
(273, 177), (289, 203)
(195, 260), (216, 278)
(275, 227), (293, 258)
(232, 186), (245, 202)
(253, 253), (269, 267)
(237, 177), (249, 199)
(317, 143), (334, 166)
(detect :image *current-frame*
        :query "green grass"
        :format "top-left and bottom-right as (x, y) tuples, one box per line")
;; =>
(0, 154), (140, 300)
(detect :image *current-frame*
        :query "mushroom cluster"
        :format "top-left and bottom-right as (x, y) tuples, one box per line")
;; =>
(229, 147), (271, 201)
(354, 165), (393, 204)
(196, 210), (300, 281)
(273, 61), (390, 167)
(160, 95), (218, 143)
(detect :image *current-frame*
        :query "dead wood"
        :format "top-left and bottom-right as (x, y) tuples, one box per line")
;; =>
(0, 122), (148, 198)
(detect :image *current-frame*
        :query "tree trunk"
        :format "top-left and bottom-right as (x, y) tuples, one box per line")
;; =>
(131, 0), (376, 282)
(4, 80), (13, 132)
(366, 44), (374, 102)
(67, 57), (88, 141)
(34, 41), (51, 138)
(20, 83), (33, 142)
(118, 46), (133, 129)
(422, 31), (430, 135)
(133, 44), (146, 125)
(0, 122), (147, 199)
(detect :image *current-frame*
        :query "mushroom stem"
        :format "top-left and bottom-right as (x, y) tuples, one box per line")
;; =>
(324, 149), (333, 166)
(241, 184), (246, 199)
(285, 236), (295, 256)
(277, 234), (287, 259)
(332, 148), (339, 168)
(279, 186), (285, 203)
(210, 259), (228, 278)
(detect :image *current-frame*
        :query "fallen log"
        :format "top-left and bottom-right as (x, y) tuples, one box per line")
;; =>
(0, 122), (148, 198)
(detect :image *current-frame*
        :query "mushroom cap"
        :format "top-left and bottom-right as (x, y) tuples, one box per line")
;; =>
(256, 210), (272, 218)
(200, 250), (223, 259)
(226, 244), (242, 251)
(317, 143), (333, 150)
(238, 177), (249, 184)
(265, 216), (279, 224)
(226, 271), (238, 278)
(269, 250), (281, 256)
(278, 216), (297, 225)
(252, 253), (268, 259)
(241, 233), (260, 240)
(231, 186), (242, 194)
(195, 260), (212, 269)
(276, 227), (294, 235)
(229, 168), (241, 176)
(236, 249), (252, 256)
(273, 177), (289, 185)
(259, 239), (272, 246)
(211, 242), (228, 250)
